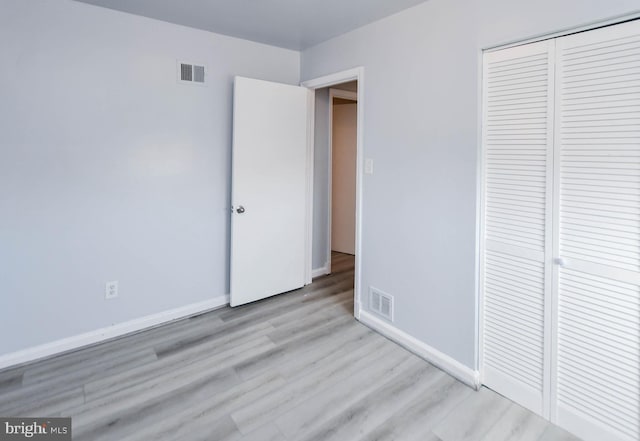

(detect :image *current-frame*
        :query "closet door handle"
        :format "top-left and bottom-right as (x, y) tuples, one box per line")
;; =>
(554, 257), (566, 266)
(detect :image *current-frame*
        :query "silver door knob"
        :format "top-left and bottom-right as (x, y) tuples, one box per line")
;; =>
(554, 257), (566, 266)
(236, 206), (245, 214)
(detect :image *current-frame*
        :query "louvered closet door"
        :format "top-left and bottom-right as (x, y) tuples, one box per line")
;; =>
(481, 40), (555, 416)
(553, 20), (640, 441)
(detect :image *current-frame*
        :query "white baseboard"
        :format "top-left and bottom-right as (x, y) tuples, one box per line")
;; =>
(0, 295), (229, 370)
(312, 263), (330, 278)
(358, 310), (480, 389)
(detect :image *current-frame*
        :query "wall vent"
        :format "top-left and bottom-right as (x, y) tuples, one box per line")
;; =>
(370, 287), (394, 321)
(193, 65), (205, 83)
(178, 61), (206, 85)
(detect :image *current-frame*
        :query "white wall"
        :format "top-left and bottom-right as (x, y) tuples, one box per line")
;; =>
(301, 0), (640, 368)
(0, 0), (299, 356)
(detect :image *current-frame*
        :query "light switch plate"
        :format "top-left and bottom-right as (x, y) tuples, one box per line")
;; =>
(365, 158), (374, 174)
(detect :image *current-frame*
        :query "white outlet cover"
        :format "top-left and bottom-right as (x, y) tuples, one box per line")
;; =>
(105, 281), (118, 299)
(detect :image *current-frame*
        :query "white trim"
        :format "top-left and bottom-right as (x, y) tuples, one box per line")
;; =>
(327, 92), (334, 272)
(304, 88), (316, 285)
(302, 67), (365, 320)
(477, 46), (490, 388)
(0, 295), (229, 370)
(311, 264), (330, 278)
(359, 311), (480, 389)
(302, 67), (361, 89)
(474, 47), (484, 382)
(330, 89), (357, 101)
(483, 11), (640, 52)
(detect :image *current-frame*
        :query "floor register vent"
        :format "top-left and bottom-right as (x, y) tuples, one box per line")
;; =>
(370, 287), (394, 321)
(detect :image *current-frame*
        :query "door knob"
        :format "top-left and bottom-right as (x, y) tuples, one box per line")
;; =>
(236, 206), (245, 214)
(554, 257), (566, 266)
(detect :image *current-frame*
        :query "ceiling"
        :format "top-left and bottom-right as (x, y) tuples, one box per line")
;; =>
(74, 0), (429, 50)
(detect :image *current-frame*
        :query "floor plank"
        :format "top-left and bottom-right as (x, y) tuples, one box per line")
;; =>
(432, 387), (512, 441)
(361, 374), (472, 441)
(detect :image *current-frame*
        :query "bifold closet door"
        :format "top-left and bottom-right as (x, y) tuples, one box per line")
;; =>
(480, 40), (555, 416)
(553, 20), (640, 441)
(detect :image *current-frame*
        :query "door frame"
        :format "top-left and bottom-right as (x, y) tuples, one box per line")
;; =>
(302, 67), (365, 319)
(327, 88), (358, 269)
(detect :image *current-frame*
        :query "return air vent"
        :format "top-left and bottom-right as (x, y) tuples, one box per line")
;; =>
(193, 65), (205, 83)
(178, 61), (206, 85)
(370, 287), (393, 321)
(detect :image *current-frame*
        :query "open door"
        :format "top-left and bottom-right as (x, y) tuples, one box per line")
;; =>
(230, 76), (311, 307)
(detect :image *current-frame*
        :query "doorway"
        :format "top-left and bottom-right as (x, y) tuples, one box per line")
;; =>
(328, 86), (357, 301)
(329, 86), (357, 262)
(302, 68), (364, 318)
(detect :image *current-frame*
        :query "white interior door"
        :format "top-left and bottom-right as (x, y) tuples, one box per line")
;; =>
(480, 39), (555, 416)
(553, 20), (640, 441)
(230, 76), (311, 307)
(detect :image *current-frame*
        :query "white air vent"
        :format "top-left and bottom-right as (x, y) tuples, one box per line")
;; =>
(370, 287), (393, 321)
(178, 61), (206, 85)
(193, 65), (205, 83)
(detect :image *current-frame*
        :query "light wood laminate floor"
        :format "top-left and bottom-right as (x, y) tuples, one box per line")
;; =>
(0, 252), (580, 441)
